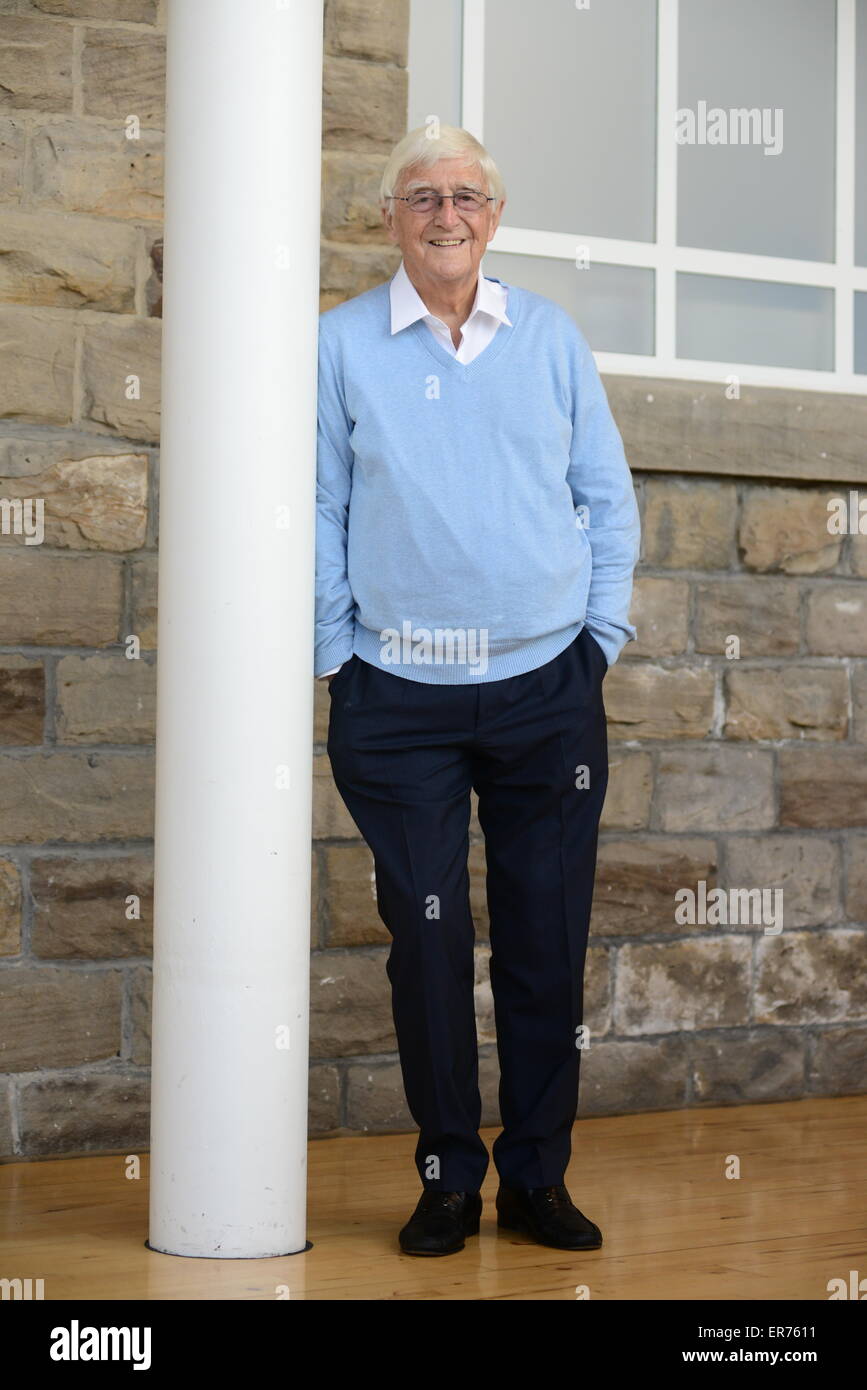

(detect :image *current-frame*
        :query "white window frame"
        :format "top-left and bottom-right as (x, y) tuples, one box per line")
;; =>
(462, 0), (867, 395)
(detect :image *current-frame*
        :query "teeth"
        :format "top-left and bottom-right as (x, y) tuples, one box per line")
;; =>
(430, 240), (463, 246)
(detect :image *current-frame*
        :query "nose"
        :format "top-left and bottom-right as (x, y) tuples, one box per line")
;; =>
(433, 196), (462, 229)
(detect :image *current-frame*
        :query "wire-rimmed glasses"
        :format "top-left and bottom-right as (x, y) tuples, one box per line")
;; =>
(389, 189), (496, 215)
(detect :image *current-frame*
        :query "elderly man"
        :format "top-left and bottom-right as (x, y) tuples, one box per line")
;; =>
(315, 125), (640, 1257)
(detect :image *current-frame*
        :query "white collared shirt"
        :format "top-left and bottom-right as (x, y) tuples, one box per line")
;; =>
(319, 260), (511, 678)
(389, 257), (511, 363)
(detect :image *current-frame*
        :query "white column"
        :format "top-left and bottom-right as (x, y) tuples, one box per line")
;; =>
(148, 0), (323, 1259)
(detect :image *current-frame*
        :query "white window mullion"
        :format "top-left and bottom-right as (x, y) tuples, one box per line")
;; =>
(655, 0), (679, 364)
(595, 351), (863, 395)
(836, 0), (856, 374)
(461, 0), (485, 139)
(490, 226), (659, 270)
(492, 224), (855, 291)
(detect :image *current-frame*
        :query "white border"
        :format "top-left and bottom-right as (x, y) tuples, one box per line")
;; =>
(460, 0), (484, 139)
(655, 0), (678, 362)
(462, 0), (867, 396)
(836, 0), (856, 376)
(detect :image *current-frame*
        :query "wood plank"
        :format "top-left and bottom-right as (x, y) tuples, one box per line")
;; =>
(1, 1096), (865, 1300)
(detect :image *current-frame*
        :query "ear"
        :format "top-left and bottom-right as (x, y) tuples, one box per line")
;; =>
(382, 202), (399, 245)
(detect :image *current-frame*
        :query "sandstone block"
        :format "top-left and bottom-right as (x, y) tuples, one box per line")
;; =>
(755, 929), (867, 1024)
(578, 1036), (689, 1115)
(17, 1071), (150, 1155)
(615, 937), (752, 1034)
(599, 750), (653, 830)
(643, 478), (736, 569)
(655, 747), (775, 830)
(320, 239), (401, 309)
(322, 841), (388, 947)
(725, 666), (848, 741)
(0, 551), (121, 643)
(322, 56), (407, 153)
(81, 27), (165, 124)
(739, 486), (841, 573)
(844, 832), (867, 921)
(324, 0), (409, 64)
(0, 452), (148, 551)
(0, 16), (73, 113)
(0, 750), (154, 841)
(779, 748), (867, 827)
(81, 318), (162, 441)
(0, 655), (43, 743)
(313, 753), (359, 839)
(129, 552), (157, 649)
(30, 118), (163, 220)
(691, 1030), (806, 1103)
(0, 965), (122, 1069)
(594, 837), (718, 936)
(31, 852), (153, 957)
(345, 1059), (413, 1132)
(321, 149), (389, 242)
(0, 114), (25, 199)
(128, 961), (150, 1065)
(694, 578), (800, 656)
(0, 308), (75, 423)
(309, 948), (394, 1058)
(0, 208), (137, 309)
(28, 1), (159, 23)
(805, 585), (867, 656)
(605, 663), (715, 740)
(725, 834), (841, 928)
(0, 857), (22, 955)
(55, 652), (156, 743)
(308, 1062), (341, 1133)
(624, 576), (689, 658)
(808, 1025), (867, 1095)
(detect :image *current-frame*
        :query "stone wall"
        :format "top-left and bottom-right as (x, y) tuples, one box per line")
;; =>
(0, 0), (864, 1162)
(312, 458), (867, 1129)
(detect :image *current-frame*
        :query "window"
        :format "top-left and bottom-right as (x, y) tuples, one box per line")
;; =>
(409, 0), (867, 395)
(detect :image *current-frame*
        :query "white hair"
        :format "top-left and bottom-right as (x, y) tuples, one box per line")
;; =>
(380, 123), (506, 206)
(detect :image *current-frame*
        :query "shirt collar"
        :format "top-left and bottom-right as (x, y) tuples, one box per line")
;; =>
(389, 258), (511, 336)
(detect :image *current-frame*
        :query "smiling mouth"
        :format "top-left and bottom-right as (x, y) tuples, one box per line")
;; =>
(428, 239), (466, 247)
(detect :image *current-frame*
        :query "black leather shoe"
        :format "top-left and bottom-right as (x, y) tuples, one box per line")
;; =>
(398, 1189), (482, 1256)
(496, 1184), (603, 1250)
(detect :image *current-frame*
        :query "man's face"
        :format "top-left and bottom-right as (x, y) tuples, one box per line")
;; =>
(383, 156), (505, 290)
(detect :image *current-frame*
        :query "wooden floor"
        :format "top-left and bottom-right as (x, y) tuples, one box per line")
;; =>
(2, 1095), (865, 1300)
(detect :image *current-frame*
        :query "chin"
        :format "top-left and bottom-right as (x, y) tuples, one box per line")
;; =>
(424, 250), (472, 266)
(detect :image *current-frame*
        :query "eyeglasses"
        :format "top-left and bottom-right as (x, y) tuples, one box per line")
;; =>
(389, 189), (495, 214)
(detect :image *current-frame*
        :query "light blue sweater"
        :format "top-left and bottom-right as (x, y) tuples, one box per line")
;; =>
(315, 275), (640, 684)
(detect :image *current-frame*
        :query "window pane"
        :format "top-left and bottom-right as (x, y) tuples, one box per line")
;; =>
(484, 251), (654, 356)
(677, 274), (834, 370)
(407, 0), (463, 132)
(857, 0), (867, 267)
(855, 293), (867, 374)
(483, 0), (656, 241)
(678, 0), (836, 262)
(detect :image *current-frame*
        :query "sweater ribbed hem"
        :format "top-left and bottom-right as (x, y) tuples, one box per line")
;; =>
(351, 621), (584, 684)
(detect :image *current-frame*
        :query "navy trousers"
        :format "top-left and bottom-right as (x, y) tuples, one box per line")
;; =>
(326, 624), (609, 1193)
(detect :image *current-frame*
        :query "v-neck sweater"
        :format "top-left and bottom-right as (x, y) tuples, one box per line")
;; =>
(314, 275), (641, 684)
